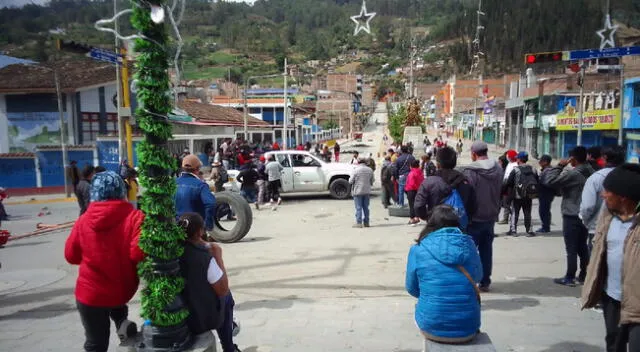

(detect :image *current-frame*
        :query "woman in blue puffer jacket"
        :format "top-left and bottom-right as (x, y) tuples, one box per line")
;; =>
(406, 204), (483, 344)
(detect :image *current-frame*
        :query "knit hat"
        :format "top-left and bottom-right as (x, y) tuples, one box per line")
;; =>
(90, 171), (126, 202)
(603, 164), (640, 202)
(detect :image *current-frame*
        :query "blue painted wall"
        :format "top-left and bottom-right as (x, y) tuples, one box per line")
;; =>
(96, 140), (140, 173)
(38, 150), (93, 187)
(0, 157), (37, 188)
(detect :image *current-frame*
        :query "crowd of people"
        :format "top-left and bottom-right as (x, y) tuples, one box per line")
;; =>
(398, 138), (639, 350)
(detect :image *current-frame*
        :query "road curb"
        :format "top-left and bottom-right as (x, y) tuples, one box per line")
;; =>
(5, 197), (76, 206)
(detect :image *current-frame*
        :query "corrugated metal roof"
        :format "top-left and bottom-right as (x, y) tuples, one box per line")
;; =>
(0, 55), (35, 69)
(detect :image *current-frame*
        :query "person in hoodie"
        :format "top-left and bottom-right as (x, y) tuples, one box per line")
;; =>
(498, 150), (519, 225)
(406, 205), (482, 345)
(176, 155), (216, 232)
(537, 154), (555, 233)
(65, 171), (144, 352)
(543, 146), (595, 286)
(460, 141), (503, 292)
(414, 146), (475, 226)
(579, 145), (626, 255)
(405, 160), (425, 226)
(503, 151), (538, 237)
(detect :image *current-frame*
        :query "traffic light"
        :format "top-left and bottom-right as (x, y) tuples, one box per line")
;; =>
(56, 39), (92, 55)
(524, 51), (565, 65)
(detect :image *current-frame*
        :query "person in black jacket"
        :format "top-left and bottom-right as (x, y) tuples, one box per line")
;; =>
(178, 213), (241, 352)
(237, 163), (260, 210)
(75, 165), (95, 216)
(380, 156), (395, 208)
(503, 151), (538, 237)
(414, 146), (475, 226)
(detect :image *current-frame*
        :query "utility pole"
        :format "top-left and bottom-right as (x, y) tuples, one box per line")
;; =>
(114, 0), (124, 165)
(618, 63), (625, 145)
(409, 37), (416, 98)
(243, 77), (248, 141)
(577, 64), (585, 145)
(120, 47), (133, 165)
(470, 0), (485, 141)
(283, 58), (288, 150)
(54, 69), (69, 197)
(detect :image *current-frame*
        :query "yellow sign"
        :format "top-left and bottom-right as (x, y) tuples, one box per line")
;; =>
(556, 108), (620, 131)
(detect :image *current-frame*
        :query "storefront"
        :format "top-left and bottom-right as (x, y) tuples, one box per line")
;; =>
(623, 78), (640, 163)
(557, 108), (620, 156)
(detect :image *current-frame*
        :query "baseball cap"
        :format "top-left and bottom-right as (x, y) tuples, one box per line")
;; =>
(470, 140), (488, 153)
(506, 150), (518, 160)
(516, 151), (529, 161)
(182, 154), (202, 169)
(539, 154), (552, 163)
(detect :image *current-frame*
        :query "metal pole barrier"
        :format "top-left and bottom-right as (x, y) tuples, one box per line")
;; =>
(618, 62), (625, 146)
(577, 65), (585, 146)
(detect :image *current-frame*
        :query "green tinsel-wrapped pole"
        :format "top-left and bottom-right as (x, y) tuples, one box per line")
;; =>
(130, 1), (191, 350)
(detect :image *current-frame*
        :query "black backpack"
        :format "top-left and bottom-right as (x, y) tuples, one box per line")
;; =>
(516, 166), (539, 199)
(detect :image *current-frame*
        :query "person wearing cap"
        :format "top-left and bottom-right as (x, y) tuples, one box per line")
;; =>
(349, 157), (375, 228)
(536, 154), (555, 233)
(579, 146), (627, 255)
(503, 151), (538, 237)
(498, 150), (519, 225)
(581, 163), (640, 352)
(460, 140), (503, 292)
(543, 146), (595, 286)
(176, 155), (216, 232)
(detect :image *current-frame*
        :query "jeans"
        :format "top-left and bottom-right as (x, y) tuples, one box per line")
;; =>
(354, 195), (370, 224)
(76, 301), (129, 352)
(406, 190), (417, 218)
(468, 221), (495, 287)
(256, 180), (266, 204)
(510, 198), (532, 233)
(562, 215), (590, 281)
(216, 293), (236, 352)
(240, 188), (257, 203)
(537, 192), (554, 231)
(602, 293), (640, 352)
(397, 175), (407, 206)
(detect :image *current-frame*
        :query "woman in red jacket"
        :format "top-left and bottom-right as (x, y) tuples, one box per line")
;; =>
(65, 170), (145, 352)
(405, 160), (425, 226)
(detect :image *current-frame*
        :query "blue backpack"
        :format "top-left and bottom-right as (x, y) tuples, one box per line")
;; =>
(442, 189), (469, 230)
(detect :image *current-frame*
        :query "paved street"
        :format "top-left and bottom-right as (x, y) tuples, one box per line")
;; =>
(0, 104), (605, 351)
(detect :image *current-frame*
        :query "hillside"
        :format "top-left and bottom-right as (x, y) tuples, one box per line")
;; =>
(2, 0), (640, 83)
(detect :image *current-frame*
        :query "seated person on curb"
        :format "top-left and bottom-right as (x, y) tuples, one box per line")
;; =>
(179, 212), (242, 352)
(406, 205), (483, 345)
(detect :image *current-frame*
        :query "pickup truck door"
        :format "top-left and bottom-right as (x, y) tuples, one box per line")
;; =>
(276, 154), (294, 192)
(290, 154), (324, 192)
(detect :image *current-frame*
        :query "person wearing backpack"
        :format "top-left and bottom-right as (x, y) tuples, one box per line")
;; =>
(542, 146), (595, 287)
(210, 161), (229, 193)
(414, 147), (475, 231)
(504, 151), (538, 237)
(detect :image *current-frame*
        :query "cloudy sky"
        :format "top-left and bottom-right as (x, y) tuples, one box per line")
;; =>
(2, 0), (255, 8)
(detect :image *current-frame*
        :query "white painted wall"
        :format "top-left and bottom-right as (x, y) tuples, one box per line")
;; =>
(0, 94), (8, 153)
(80, 88), (100, 112)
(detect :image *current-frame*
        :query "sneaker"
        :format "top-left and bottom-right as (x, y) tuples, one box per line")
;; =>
(497, 219), (509, 225)
(526, 231), (536, 237)
(535, 228), (550, 233)
(254, 203), (260, 210)
(352, 223), (363, 228)
(505, 231), (518, 237)
(553, 277), (576, 287)
(478, 285), (490, 293)
(363, 223), (370, 228)
(277, 198), (283, 206)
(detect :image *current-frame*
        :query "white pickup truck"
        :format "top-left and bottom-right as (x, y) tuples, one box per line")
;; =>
(250, 150), (356, 199)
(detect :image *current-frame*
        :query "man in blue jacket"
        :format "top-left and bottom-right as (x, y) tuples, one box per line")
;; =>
(392, 145), (416, 207)
(175, 155), (216, 231)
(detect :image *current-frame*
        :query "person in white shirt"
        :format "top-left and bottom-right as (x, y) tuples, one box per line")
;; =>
(498, 150), (519, 225)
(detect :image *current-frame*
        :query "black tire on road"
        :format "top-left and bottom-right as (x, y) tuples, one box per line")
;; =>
(209, 191), (253, 243)
(388, 205), (411, 218)
(329, 178), (351, 200)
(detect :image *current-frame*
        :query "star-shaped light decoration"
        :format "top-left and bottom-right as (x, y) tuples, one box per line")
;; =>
(351, 0), (376, 36)
(596, 14), (618, 50)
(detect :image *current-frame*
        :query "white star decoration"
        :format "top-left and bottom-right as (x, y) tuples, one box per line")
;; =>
(351, 0), (376, 36)
(597, 14), (618, 50)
